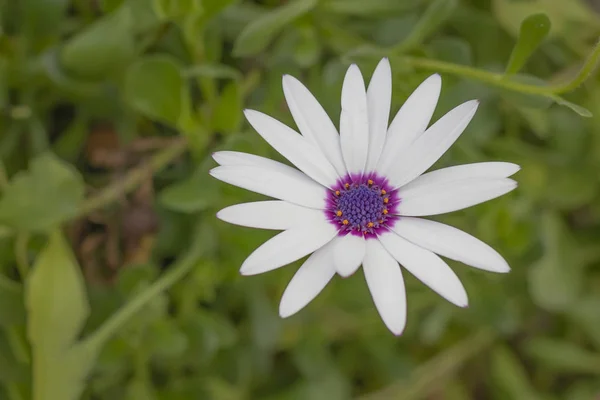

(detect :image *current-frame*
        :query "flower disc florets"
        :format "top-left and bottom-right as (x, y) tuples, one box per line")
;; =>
(326, 174), (399, 238)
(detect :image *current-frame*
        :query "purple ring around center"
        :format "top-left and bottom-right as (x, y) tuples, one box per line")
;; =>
(325, 172), (400, 239)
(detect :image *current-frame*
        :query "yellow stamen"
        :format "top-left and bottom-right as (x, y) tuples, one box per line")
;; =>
(381, 189), (386, 195)
(344, 183), (350, 189)
(335, 190), (340, 196)
(367, 222), (374, 228)
(336, 210), (342, 217)
(367, 179), (373, 186)
(383, 197), (389, 204)
(342, 219), (349, 225)
(383, 209), (388, 215)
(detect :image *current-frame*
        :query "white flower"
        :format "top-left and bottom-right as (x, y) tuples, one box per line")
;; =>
(210, 59), (519, 335)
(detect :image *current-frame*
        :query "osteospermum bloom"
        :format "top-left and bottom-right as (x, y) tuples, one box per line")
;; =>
(210, 59), (518, 335)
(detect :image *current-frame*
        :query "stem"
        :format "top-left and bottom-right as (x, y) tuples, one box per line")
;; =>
(550, 39), (600, 94)
(75, 137), (188, 218)
(400, 56), (552, 95)
(359, 329), (495, 400)
(398, 39), (600, 97)
(81, 244), (202, 351)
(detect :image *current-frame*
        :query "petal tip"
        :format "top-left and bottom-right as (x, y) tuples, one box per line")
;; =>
(378, 57), (391, 68)
(495, 262), (511, 273)
(278, 305), (295, 319)
(390, 326), (406, 336)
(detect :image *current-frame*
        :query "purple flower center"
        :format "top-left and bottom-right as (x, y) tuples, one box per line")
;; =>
(326, 174), (399, 239)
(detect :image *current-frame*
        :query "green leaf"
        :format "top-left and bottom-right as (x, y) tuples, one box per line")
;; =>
(505, 14), (551, 74)
(126, 379), (158, 400)
(233, 0), (318, 57)
(571, 296), (600, 350)
(428, 37), (473, 66)
(396, 0), (458, 51)
(492, 0), (596, 40)
(26, 230), (96, 400)
(159, 160), (220, 213)
(0, 330), (29, 384)
(145, 318), (188, 359)
(22, 0), (69, 39)
(60, 7), (135, 79)
(528, 212), (584, 311)
(491, 345), (542, 400)
(124, 55), (190, 127)
(212, 81), (242, 133)
(550, 95), (592, 117)
(322, 0), (420, 16)
(40, 49), (104, 97)
(525, 338), (600, 375)
(99, 0), (125, 12)
(0, 275), (25, 327)
(0, 152), (85, 233)
(184, 64), (242, 80)
(293, 26), (322, 67)
(152, 0), (202, 20)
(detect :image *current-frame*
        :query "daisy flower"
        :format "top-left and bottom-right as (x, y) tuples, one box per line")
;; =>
(210, 59), (518, 335)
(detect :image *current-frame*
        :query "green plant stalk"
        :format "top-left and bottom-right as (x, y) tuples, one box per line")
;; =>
(550, 38), (600, 94)
(81, 243), (203, 351)
(359, 329), (495, 400)
(399, 39), (600, 97)
(75, 137), (188, 218)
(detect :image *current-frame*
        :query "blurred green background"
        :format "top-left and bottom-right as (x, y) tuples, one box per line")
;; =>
(2, 0), (600, 399)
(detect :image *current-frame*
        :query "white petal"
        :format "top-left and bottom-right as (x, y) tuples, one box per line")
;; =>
(378, 231), (468, 307)
(387, 100), (479, 188)
(332, 234), (365, 277)
(240, 221), (338, 276)
(365, 58), (392, 172)
(392, 217), (510, 273)
(210, 165), (326, 209)
(400, 162), (520, 191)
(217, 201), (325, 230)
(363, 239), (407, 335)
(244, 110), (339, 187)
(212, 151), (280, 168)
(398, 178), (517, 217)
(377, 74), (442, 174)
(279, 240), (337, 318)
(340, 64), (369, 175)
(282, 75), (347, 176)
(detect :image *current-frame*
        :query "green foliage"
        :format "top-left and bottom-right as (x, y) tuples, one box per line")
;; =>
(60, 7), (135, 79)
(1, 0), (600, 399)
(233, 0), (318, 56)
(505, 14), (551, 75)
(0, 153), (84, 233)
(26, 230), (95, 400)
(124, 55), (190, 127)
